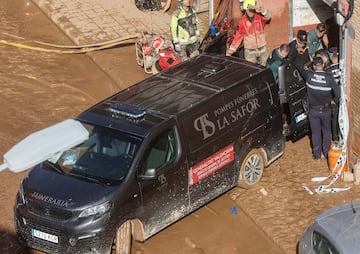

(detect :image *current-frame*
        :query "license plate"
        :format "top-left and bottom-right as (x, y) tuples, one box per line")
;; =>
(295, 113), (307, 123)
(31, 228), (59, 243)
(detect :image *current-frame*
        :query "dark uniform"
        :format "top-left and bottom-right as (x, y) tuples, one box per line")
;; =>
(288, 39), (310, 74)
(326, 63), (340, 84)
(326, 47), (341, 142)
(304, 57), (340, 160)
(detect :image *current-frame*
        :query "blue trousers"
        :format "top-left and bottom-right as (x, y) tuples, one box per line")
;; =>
(308, 108), (332, 159)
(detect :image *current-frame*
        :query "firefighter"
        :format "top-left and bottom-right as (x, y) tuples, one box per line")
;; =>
(226, 0), (271, 66)
(170, 0), (200, 61)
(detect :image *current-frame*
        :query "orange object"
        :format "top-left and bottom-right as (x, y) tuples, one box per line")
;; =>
(328, 145), (348, 174)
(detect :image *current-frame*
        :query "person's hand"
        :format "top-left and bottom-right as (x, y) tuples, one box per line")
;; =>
(255, 6), (265, 14)
(226, 49), (234, 56)
(195, 30), (201, 41)
(174, 43), (181, 52)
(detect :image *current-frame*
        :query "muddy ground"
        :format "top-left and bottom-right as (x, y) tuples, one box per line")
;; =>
(1, 1), (360, 254)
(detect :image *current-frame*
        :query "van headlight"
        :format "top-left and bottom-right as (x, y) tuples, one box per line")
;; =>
(79, 202), (112, 218)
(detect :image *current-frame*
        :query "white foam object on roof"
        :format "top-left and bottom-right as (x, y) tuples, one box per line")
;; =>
(0, 119), (89, 173)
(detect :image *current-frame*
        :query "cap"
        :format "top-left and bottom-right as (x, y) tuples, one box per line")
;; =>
(328, 47), (339, 56)
(243, 0), (256, 10)
(297, 30), (307, 44)
(312, 57), (324, 66)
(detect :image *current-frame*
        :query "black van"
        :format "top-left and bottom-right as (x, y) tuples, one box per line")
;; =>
(14, 53), (305, 254)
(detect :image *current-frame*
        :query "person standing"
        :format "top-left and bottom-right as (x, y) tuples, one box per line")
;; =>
(326, 47), (341, 142)
(226, 0), (271, 66)
(307, 23), (329, 59)
(326, 47), (340, 84)
(170, 0), (200, 61)
(304, 57), (340, 160)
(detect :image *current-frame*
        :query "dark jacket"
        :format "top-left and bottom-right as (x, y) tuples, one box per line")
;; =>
(326, 63), (340, 85)
(287, 39), (310, 74)
(304, 69), (340, 110)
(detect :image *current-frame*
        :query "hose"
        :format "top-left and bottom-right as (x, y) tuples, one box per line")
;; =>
(0, 33), (140, 53)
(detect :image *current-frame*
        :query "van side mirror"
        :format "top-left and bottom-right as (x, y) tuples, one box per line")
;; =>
(138, 168), (156, 180)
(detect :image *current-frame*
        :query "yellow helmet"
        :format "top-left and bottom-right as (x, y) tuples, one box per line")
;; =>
(243, 0), (256, 10)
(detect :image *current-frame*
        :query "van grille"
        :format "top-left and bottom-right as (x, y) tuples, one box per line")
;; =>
(26, 199), (73, 220)
(19, 217), (102, 254)
(22, 218), (65, 253)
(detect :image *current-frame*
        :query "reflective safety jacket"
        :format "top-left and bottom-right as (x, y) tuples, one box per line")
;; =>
(171, 6), (199, 45)
(229, 13), (269, 51)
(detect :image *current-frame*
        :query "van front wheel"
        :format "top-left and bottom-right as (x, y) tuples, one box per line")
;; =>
(113, 221), (132, 254)
(238, 149), (264, 189)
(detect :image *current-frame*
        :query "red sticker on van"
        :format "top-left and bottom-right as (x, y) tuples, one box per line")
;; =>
(189, 144), (234, 186)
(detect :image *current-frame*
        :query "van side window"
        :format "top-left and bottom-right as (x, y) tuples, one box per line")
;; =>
(143, 128), (177, 170)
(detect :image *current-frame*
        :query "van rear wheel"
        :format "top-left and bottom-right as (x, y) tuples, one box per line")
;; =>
(113, 221), (132, 254)
(238, 149), (264, 189)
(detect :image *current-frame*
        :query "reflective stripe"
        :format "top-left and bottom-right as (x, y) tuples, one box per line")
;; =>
(178, 36), (198, 44)
(304, 68), (350, 195)
(306, 82), (332, 91)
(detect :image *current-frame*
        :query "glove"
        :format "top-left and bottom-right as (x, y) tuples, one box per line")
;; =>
(195, 30), (201, 41)
(226, 49), (235, 57)
(174, 43), (181, 52)
(255, 6), (265, 13)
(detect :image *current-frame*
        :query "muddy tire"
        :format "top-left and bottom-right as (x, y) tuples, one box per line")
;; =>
(238, 149), (264, 189)
(113, 221), (132, 254)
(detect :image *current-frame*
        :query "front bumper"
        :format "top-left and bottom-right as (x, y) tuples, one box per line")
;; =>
(14, 201), (114, 254)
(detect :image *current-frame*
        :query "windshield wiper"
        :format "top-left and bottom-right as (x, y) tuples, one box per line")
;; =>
(69, 171), (101, 184)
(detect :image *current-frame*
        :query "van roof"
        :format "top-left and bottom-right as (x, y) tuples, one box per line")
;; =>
(77, 54), (265, 137)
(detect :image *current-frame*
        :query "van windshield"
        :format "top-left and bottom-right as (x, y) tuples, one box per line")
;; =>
(44, 123), (142, 184)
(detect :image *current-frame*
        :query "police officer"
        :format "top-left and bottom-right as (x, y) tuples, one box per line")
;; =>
(326, 47), (341, 142)
(304, 57), (340, 160)
(326, 47), (340, 84)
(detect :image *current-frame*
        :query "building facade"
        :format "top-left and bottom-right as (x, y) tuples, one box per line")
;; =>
(349, 0), (359, 166)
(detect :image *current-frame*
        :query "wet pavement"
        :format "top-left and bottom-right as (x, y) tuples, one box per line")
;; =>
(2, 1), (359, 254)
(0, 1), (283, 254)
(31, 0), (209, 45)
